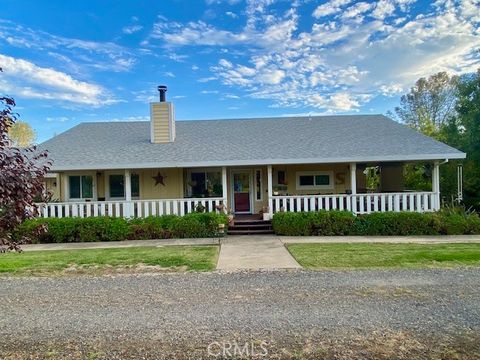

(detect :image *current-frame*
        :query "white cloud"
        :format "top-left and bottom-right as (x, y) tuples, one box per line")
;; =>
(206, 0), (241, 4)
(219, 58), (233, 68)
(122, 24), (143, 34)
(99, 116), (150, 122)
(197, 76), (217, 82)
(192, 65), (199, 70)
(46, 116), (69, 122)
(0, 54), (116, 106)
(144, 0), (480, 112)
(226, 11), (238, 18)
(132, 89), (156, 103)
(328, 93), (360, 111)
(372, 0), (397, 19)
(342, 2), (374, 19)
(168, 53), (188, 62)
(201, 90), (220, 94)
(257, 69), (285, 84)
(0, 20), (135, 73)
(380, 83), (404, 96)
(313, 0), (352, 18)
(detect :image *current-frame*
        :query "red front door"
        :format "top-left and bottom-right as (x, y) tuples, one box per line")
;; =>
(233, 172), (251, 213)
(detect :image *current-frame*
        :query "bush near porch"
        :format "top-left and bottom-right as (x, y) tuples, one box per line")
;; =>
(13, 213), (228, 244)
(272, 210), (480, 236)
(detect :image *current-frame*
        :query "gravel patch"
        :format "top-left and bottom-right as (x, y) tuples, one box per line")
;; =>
(1, 268), (479, 358)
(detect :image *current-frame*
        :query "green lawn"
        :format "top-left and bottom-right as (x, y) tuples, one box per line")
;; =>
(0, 246), (219, 275)
(287, 243), (480, 269)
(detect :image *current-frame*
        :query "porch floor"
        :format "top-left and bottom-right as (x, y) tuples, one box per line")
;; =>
(233, 214), (262, 221)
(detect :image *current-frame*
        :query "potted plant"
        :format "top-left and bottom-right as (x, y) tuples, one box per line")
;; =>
(261, 206), (270, 221)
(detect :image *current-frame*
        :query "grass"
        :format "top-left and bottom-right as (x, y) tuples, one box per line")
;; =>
(0, 246), (219, 275)
(286, 243), (480, 269)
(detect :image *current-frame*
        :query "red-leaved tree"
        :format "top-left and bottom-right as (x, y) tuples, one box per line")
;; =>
(0, 68), (51, 252)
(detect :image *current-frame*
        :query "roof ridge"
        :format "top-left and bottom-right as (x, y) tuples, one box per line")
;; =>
(76, 114), (387, 126)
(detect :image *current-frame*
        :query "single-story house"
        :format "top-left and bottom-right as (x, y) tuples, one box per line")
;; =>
(38, 86), (466, 219)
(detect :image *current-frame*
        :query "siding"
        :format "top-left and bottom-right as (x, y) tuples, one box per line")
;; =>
(150, 102), (172, 143)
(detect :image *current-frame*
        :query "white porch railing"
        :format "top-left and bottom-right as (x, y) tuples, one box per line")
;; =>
(36, 197), (226, 219)
(269, 192), (438, 214)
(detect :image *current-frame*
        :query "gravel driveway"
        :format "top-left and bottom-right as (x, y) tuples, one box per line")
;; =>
(1, 268), (480, 359)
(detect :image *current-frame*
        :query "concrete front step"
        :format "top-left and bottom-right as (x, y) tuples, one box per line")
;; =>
(228, 219), (274, 235)
(230, 223), (272, 229)
(228, 229), (274, 235)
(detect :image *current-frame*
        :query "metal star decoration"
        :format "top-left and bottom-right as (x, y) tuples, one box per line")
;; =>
(152, 172), (166, 186)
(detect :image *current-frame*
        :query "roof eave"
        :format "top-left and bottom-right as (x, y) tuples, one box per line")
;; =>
(49, 152), (467, 171)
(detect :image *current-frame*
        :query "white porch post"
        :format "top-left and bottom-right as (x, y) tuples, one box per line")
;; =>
(63, 173), (69, 202)
(267, 165), (273, 217)
(221, 166), (228, 209)
(432, 161), (440, 211)
(350, 163), (357, 213)
(124, 169), (132, 217)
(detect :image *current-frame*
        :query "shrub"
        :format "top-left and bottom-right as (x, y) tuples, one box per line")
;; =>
(271, 212), (312, 236)
(356, 212), (440, 236)
(310, 211), (357, 236)
(466, 214), (480, 234)
(272, 209), (480, 236)
(14, 213), (228, 244)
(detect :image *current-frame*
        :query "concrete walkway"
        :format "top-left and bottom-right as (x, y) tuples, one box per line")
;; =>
(21, 234), (480, 252)
(280, 235), (480, 244)
(217, 236), (301, 270)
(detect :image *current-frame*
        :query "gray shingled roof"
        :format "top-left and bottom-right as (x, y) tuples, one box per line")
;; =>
(39, 115), (465, 171)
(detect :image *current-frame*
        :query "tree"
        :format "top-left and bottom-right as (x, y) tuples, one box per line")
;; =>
(8, 120), (36, 147)
(391, 72), (459, 138)
(455, 70), (480, 208)
(390, 71), (462, 199)
(0, 68), (51, 252)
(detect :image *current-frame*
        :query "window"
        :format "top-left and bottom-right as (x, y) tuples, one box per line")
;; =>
(255, 169), (262, 201)
(296, 171), (333, 190)
(109, 175), (125, 198)
(131, 173), (140, 197)
(315, 174), (330, 186)
(186, 170), (222, 198)
(190, 172), (206, 197)
(299, 175), (314, 186)
(69, 175), (93, 199)
(277, 170), (286, 185)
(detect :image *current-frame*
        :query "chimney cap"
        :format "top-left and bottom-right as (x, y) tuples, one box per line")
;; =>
(157, 85), (167, 102)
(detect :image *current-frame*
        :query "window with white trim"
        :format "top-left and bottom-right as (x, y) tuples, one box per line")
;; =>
(185, 169), (222, 198)
(69, 175), (93, 199)
(296, 171), (334, 190)
(107, 173), (140, 199)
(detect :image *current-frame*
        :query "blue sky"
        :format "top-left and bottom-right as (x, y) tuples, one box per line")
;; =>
(1, 0), (479, 142)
